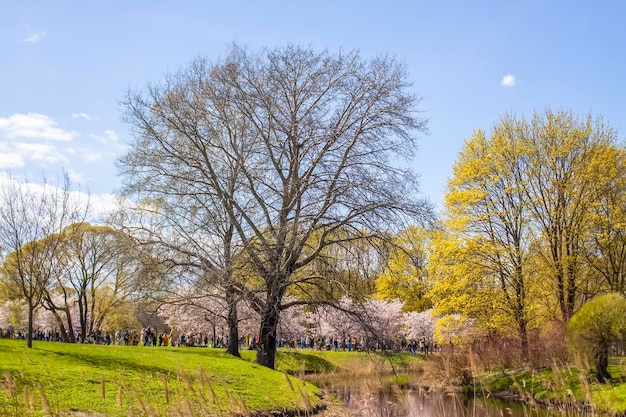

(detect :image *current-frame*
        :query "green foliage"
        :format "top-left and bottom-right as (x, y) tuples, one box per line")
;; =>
(567, 293), (626, 380)
(482, 358), (626, 415)
(428, 230), (500, 343)
(101, 299), (143, 331)
(568, 293), (626, 348)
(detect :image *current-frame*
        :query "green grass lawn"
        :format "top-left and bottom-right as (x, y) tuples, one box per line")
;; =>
(273, 347), (422, 375)
(0, 339), (322, 417)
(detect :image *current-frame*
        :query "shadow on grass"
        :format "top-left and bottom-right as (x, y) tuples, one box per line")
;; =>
(45, 349), (172, 376)
(32, 345), (245, 377)
(275, 351), (338, 374)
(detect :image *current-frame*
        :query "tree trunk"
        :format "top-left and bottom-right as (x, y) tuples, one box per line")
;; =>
(595, 345), (611, 382)
(27, 302), (34, 348)
(51, 309), (69, 343)
(256, 301), (280, 369)
(519, 319), (529, 361)
(225, 285), (240, 357)
(65, 307), (76, 343)
(79, 293), (88, 342)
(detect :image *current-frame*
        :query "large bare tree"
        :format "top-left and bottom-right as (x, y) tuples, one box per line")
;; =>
(118, 44), (431, 368)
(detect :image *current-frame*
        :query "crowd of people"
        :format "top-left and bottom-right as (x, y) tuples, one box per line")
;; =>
(278, 334), (437, 354)
(2, 327), (437, 354)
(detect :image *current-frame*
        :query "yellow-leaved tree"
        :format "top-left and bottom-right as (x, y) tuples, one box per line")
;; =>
(519, 110), (618, 324)
(375, 225), (432, 312)
(429, 109), (621, 360)
(430, 124), (534, 358)
(583, 145), (626, 293)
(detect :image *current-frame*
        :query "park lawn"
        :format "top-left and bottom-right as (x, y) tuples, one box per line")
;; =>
(272, 348), (422, 375)
(482, 357), (626, 415)
(0, 339), (321, 417)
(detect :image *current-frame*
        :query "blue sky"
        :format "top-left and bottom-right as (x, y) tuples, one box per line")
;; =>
(1, 1), (625, 212)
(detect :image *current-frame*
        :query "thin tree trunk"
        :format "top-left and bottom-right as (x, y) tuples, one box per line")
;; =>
(596, 346), (611, 382)
(27, 302), (34, 348)
(50, 309), (69, 343)
(79, 292), (88, 342)
(65, 307), (76, 342)
(225, 285), (240, 357)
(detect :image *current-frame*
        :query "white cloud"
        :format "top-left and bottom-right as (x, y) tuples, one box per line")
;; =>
(80, 150), (102, 163)
(65, 168), (85, 184)
(91, 129), (117, 145)
(90, 129), (126, 151)
(72, 113), (93, 121)
(0, 173), (116, 219)
(88, 193), (120, 217)
(63, 146), (101, 163)
(15, 143), (68, 164)
(0, 152), (25, 169)
(0, 113), (78, 141)
(23, 32), (46, 43)
(501, 74), (517, 87)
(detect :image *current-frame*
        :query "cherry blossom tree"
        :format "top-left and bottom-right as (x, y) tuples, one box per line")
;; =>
(404, 309), (435, 341)
(39, 290), (80, 341)
(309, 297), (405, 350)
(275, 301), (308, 344)
(158, 285), (259, 346)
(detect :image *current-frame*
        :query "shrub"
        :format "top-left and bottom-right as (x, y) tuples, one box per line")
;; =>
(567, 293), (626, 382)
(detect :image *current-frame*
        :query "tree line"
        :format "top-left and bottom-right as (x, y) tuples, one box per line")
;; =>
(1, 44), (625, 375)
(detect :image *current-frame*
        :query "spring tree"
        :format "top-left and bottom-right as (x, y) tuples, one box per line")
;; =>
(118, 44), (431, 369)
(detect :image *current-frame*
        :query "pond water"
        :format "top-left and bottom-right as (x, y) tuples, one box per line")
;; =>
(309, 374), (588, 417)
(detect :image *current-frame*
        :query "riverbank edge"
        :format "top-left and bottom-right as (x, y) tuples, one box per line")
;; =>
(462, 369), (626, 417)
(486, 388), (597, 416)
(277, 350), (424, 417)
(282, 351), (626, 417)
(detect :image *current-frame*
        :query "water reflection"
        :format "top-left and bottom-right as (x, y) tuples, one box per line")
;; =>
(312, 375), (580, 417)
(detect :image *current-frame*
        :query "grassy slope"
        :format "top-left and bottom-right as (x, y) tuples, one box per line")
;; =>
(0, 339), (321, 416)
